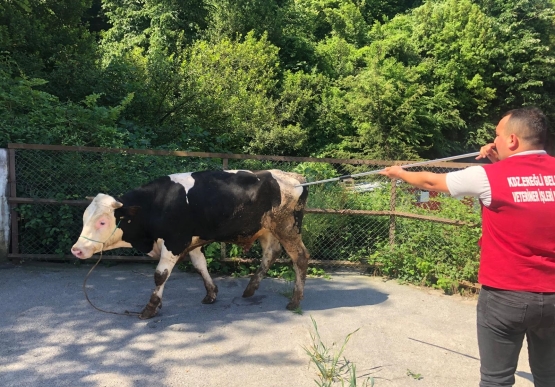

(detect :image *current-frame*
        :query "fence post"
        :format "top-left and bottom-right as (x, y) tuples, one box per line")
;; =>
(0, 149), (9, 262)
(220, 158), (229, 260)
(389, 179), (397, 246)
(8, 149), (18, 258)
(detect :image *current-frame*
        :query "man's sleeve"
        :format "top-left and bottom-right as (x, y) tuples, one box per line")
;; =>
(445, 166), (491, 207)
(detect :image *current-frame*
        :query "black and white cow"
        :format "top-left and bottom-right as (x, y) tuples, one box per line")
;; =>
(71, 169), (310, 319)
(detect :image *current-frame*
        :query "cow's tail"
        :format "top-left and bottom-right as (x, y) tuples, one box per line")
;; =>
(290, 173), (308, 234)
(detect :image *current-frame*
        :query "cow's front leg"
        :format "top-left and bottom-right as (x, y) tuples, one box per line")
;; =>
(140, 242), (179, 319)
(189, 247), (218, 304)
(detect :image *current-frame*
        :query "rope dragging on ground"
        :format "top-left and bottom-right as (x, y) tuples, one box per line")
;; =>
(81, 238), (214, 317)
(80, 219), (142, 317)
(83, 252), (142, 317)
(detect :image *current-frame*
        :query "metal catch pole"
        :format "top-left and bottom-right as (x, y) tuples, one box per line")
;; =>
(297, 151), (480, 187)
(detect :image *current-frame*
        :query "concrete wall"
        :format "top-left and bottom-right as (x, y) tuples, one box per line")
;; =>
(0, 149), (9, 261)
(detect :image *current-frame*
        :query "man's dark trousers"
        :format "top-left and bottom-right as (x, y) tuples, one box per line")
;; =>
(477, 285), (555, 386)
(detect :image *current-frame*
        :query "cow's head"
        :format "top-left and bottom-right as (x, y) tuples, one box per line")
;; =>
(71, 193), (124, 259)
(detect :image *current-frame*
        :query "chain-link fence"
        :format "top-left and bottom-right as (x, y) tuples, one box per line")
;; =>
(7, 144), (483, 286)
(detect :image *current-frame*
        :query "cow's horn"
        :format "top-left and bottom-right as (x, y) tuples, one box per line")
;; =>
(85, 196), (95, 201)
(112, 201), (123, 209)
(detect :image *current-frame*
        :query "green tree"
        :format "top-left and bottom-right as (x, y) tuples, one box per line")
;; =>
(178, 32), (289, 153)
(476, 0), (555, 116)
(101, 0), (209, 56)
(0, 60), (132, 148)
(0, 0), (102, 101)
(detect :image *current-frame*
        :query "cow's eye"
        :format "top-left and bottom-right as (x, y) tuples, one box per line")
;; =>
(100, 221), (106, 226)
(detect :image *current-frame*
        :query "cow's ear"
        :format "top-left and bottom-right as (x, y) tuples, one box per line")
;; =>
(85, 196), (95, 201)
(112, 201), (123, 209)
(124, 206), (141, 216)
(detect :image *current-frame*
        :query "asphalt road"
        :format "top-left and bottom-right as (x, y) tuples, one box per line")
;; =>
(0, 261), (534, 387)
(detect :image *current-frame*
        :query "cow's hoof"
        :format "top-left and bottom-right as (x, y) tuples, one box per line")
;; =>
(139, 302), (160, 319)
(243, 280), (261, 298)
(201, 295), (216, 304)
(286, 301), (300, 310)
(201, 285), (218, 304)
(242, 287), (255, 298)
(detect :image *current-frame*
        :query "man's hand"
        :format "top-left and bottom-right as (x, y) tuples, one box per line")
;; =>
(476, 143), (499, 163)
(379, 166), (405, 179)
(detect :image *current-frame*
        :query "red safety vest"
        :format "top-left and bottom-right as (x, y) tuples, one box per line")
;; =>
(480, 154), (555, 291)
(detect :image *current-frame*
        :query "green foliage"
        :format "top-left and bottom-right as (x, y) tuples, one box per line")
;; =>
(302, 183), (391, 261)
(176, 32), (286, 153)
(101, 0), (209, 55)
(307, 267), (330, 279)
(0, 59), (133, 148)
(407, 369), (423, 380)
(3, 0), (555, 156)
(368, 190), (481, 290)
(0, 0), (102, 101)
(304, 316), (375, 387)
(267, 265), (296, 281)
(17, 204), (77, 256)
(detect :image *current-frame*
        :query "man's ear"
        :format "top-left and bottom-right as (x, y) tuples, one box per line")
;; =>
(508, 133), (519, 150)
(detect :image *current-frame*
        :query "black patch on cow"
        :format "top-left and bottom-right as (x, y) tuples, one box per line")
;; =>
(186, 170), (281, 241)
(154, 269), (169, 286)
(113, 171), (283, 256)
(115, 176), (192, 255)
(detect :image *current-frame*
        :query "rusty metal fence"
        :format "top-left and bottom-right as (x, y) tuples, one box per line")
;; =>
(6, 143), (483, 283)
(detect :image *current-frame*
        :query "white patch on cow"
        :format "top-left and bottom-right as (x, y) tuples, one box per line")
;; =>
(147, 238), (164, 259)
(189, 245), (217, 292)
(169, 173), (195, 190)
(169, 173), (195, 203)
(225, 170), (252, 174)
(269, 170), (304, 198)
(153, 240), (180, 299)
(157, 240), (179, 271)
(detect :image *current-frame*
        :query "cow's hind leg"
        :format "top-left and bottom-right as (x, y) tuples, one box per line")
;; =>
(190, 247), (218, 304)
(243, 231), (282, 298)
(140, 242), (178, 319)
(274, 231), (310, 310)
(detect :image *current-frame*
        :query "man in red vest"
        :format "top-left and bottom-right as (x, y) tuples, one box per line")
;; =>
(380, 107), (555, 387)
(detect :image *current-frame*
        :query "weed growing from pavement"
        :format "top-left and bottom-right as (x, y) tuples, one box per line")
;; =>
(407, 369), (423, 380)
(304, 316), (375, 387)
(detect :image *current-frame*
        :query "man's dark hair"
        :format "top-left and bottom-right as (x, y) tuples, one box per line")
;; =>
(503, 107), (549, 148)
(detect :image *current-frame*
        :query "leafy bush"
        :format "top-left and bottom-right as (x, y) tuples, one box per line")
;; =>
(368, 192), (481, 290)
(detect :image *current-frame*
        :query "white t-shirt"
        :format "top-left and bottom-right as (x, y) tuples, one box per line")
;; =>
(445, 150), (547, 207)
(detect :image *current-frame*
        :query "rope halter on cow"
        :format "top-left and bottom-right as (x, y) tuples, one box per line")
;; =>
(79, 219), (122, 248)
(79, 219), (143, 317)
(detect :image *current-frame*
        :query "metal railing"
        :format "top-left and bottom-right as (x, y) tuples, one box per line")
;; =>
(6, 143), (482, 275)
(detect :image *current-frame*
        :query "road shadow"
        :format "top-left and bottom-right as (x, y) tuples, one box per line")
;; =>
(0, 263), (389, 387)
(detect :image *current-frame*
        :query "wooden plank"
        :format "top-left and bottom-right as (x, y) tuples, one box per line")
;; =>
(8, 197), (90, 206)
(5, 198), (478, 227)
(7, 143), (481, 168)
(220, 257), (369, 267)
(304, 208), (477, 226)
